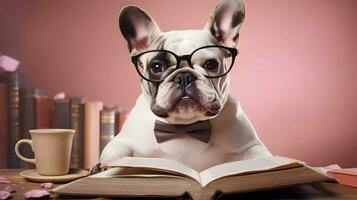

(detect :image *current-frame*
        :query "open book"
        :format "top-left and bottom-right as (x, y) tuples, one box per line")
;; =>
(52, 156), (330, 199)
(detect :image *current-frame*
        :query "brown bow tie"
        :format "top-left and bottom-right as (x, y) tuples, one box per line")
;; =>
(154, 120), (212, 143)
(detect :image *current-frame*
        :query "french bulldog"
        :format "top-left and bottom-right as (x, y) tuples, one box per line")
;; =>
(95, 0), (271, 173)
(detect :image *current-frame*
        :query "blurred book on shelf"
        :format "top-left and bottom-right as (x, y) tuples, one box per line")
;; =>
(84, 101), (103, 169)
(35, 96), (54, 129)
(116, 109), (128, 134)
(7, 70), (24, 168)
(70, 97), (85, 168)
(19, 88), (44, 168)
(0, 54), (129, 169)
(53, 98), (71, 129)
(100, 106), (118, 153)
(1, 55), (21, 168)
(0, 75), (9, 168)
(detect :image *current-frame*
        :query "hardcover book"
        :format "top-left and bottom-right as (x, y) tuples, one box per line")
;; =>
(100, 107), (118, 153)
(84, 101), (103, 169)
(35, 96), (54, 128)
(53, 98), (71, 128)
(7, 71), (22, 168)
(115, 110), (128, 134)
(52, 156), (330, 200)
(70, 97), (85, 168)
(0, 81), (8, 168)
(328, 168), (357, 188)
(19, 88), (44, 168)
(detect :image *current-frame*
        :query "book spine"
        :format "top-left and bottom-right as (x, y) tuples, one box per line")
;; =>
(70, 97), (85, 168)
(7, 71), (20, 168)
(100, 110), (117, 153)
(116, 111), (128, 134)
(35, 96), (54, 128)
(0, 82), (8, 168)
(19, 88), (43, 168)
(84, 101), (103, 169)
(53, 99), (71, 129)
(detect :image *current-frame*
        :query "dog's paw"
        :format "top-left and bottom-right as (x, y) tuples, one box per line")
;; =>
(89, 163), (108, 175)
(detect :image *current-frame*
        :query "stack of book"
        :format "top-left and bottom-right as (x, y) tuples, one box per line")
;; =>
(0, 55), (128, 169)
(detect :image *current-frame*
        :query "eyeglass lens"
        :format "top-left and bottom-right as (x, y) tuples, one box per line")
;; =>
(136, 46), (234, 82)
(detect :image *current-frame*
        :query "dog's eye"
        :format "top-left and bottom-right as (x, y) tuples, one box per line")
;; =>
(204, 59), (219, 70)
(149, 62), (164, 74)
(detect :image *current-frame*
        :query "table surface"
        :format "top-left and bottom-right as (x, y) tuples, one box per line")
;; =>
(1, 169), (357, 200)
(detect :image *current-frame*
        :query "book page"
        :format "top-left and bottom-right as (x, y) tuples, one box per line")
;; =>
(199, 156), (303, 187)
(91, 168), (184, 179)
(102, 157), (201, 183)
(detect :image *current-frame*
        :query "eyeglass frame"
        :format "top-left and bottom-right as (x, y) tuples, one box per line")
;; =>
(131, 45), (238, 83)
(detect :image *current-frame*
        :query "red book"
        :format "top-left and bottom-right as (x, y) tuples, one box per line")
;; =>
(35, 96), (54, 128)
(0, 81), (8, 168)
(328, 168), (357, 188)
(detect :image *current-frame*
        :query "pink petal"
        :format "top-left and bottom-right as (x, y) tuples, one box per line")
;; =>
(24, 190), (50, 199)
(324, 164), (342, 171)
(318, 164), (342, 174)
(3, 186), (15, 193)
(0, 55), (20, 72)
(40, 182), (54, 189)
(0, 177), (11, 184)
(53, 92), (65, 100)
(0, 191), (11, 200)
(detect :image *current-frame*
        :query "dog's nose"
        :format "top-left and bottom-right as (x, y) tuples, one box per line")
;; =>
(174, 72), (197, 87)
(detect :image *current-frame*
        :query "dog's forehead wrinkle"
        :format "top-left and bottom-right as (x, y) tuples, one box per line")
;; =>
(160, 30), (217, 54)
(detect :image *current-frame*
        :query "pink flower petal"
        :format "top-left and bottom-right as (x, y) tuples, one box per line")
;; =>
(53, 92), (65, 100)
(24, 190), (50, 199)
(0, 191), (11, 200)
(324, 164), (342, 171)
(40, 182), (54, 189)
(0, 177), (11, 184)
(3, 186), (15, 193)
(318, 164), (342, 174)
(0, 55), (20, 72)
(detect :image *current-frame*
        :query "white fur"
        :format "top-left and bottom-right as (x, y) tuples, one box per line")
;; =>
(100, 93), (271, 172)
(100, 0), (271, 172)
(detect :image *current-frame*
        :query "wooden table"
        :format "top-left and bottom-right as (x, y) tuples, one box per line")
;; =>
(1, 169), (357, 200)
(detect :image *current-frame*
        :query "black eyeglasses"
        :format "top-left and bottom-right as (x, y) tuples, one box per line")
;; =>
(131, 45), (238, 83)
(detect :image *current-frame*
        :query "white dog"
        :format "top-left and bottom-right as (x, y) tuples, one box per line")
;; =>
(96, 0), (271, 173)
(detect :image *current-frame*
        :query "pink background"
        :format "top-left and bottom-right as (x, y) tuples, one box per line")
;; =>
(1, 0), (356, 167)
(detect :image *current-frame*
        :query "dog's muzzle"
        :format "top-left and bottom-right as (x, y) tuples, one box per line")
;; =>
(173, 71), (197, 89)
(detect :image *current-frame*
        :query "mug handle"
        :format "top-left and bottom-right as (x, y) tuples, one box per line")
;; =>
(15, 139), (36, 165)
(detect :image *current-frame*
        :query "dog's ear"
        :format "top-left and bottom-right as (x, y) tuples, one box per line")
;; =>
(119, 6), (161, 53)
(205, 0), (245, 46)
